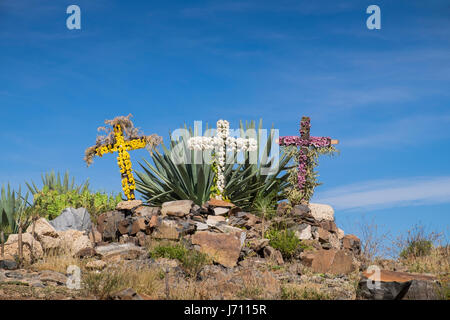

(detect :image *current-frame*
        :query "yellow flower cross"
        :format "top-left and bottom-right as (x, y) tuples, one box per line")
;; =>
(94, 124), (147, 200)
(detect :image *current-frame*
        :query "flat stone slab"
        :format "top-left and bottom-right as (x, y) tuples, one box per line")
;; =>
(161, 200), (193, 217)
(116, 200), (143, 211)
(195, 222), (209, 231)
(213, 207), (229, 216)
(362, 270), (436, 283)
(206, 199), (235, 208)
(206, 216), (226, 226)
(95, 243), (145, 261)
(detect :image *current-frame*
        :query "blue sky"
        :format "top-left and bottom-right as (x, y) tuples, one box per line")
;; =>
(1, 0), (449, 244)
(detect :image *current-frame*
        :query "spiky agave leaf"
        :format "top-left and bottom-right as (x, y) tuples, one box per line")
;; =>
(0, 184), (29, 234)
(136, 126), (216, 206)
(225, 120), (295, 208)
(26, 170), (89, 195)
(136, 119), (295, 209)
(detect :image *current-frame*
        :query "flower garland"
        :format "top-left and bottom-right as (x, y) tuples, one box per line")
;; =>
(188, 119), (257, 200)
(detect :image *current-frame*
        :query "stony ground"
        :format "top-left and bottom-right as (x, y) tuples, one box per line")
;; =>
(0, 255), (360, 300)
(0, 199), (447, 300)
(1, 248), (448, 300)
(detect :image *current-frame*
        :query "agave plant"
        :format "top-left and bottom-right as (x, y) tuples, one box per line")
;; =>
(26, 170), (89, 195)
(231, 120), (294, 206)
(135, 126), (217, 206)
(136, 120), (295, 209)
(0, 184), (30, 235)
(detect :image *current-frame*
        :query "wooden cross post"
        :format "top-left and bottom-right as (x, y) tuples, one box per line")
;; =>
(188, 120), (257, 200)
(95, 124), (147, 200)
(279, 116), (338, 203)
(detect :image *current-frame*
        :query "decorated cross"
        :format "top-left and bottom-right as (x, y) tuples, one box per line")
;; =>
(279, 116), (338, 203)
(84, 115), (162, 201)
(188, 119), (257, 200)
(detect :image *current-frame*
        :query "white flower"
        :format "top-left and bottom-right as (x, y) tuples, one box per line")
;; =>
(248, 138), (258, 151)
(191, 120), (258, 197)
(188, 137), (201, 150)
(235, 138), (247, 151)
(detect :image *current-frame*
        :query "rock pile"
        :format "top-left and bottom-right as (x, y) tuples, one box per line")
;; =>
(0, 199), (361, 277)
(95, 199), (259, 268)
(276, 202), (361, 274)
(93, 199), (361, 274)
(1, 217), (93, 263)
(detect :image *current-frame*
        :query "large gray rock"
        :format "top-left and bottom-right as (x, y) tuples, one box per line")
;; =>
(49, 207), (92, 232)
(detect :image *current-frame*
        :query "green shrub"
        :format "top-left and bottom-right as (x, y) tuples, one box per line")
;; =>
(265, 229), (300, 260)
(252, 191), (277, 220)
(25, 170), (119, 222)
(397, 224), (441, 259)
(32, 186), (121, 221)
(400, 240), (433, 259)
(149, 242), (210, 278)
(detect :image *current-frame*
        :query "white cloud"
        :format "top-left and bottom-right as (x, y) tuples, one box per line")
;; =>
(315, 176), (450, 211)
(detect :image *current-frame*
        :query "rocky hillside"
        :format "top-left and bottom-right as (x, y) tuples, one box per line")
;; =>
(0, 199), (447, 300)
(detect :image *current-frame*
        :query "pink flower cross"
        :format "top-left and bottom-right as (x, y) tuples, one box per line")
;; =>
(279, 116), (338, 194)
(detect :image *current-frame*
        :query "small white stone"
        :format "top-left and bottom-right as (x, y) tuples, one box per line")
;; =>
(294, 225), (312, 240)
(213, 207), (229, 216)
(195, 222), (209, 231)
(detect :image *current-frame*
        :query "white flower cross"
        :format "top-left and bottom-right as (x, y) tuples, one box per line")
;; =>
(188, 119), (257, 200)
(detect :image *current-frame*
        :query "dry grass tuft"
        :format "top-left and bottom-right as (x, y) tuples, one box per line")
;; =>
(31, 250), (86, 274)
(82, 264), (163, 299)
(401, 245), (450, 276)
(280, 283), (331, 300)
